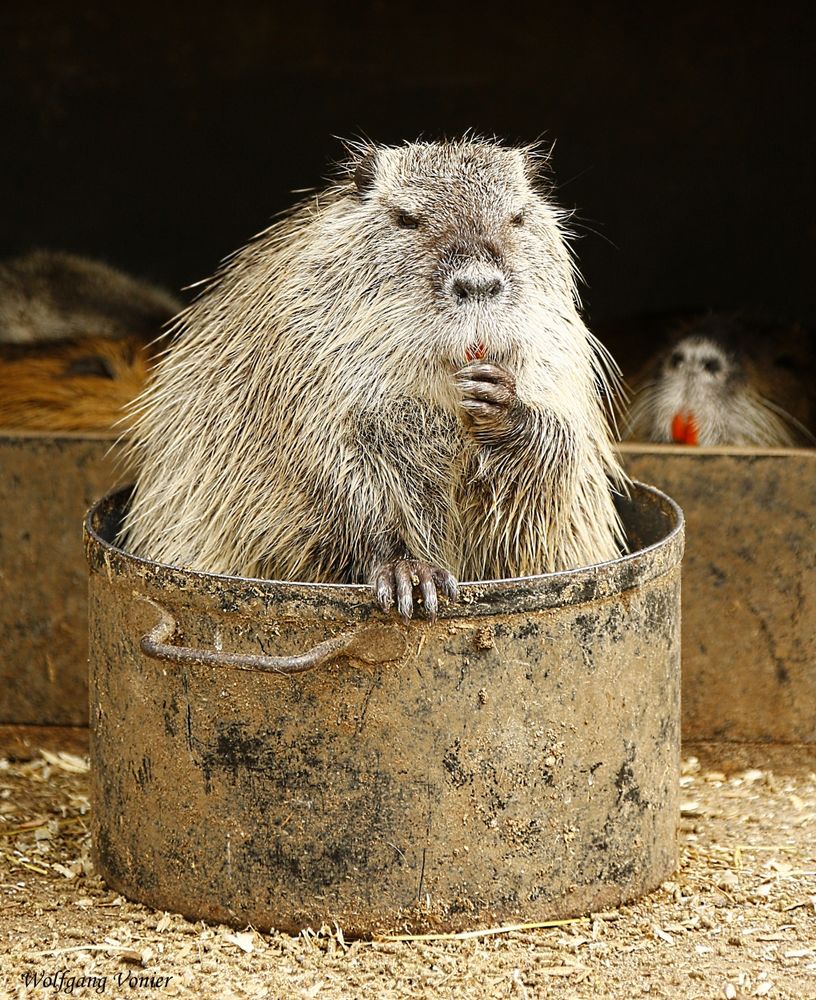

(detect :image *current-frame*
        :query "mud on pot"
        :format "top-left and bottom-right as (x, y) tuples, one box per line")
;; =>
(85, 482), (683, 936)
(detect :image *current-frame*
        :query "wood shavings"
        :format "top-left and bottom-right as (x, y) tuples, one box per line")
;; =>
(1, 746), (815, 998)
(376, 918), (583, 942)
(224, 931), (255, 953)
(39, 749), (90, 774)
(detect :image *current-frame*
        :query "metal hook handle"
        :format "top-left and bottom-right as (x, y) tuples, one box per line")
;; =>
(138, 597), (407, 675)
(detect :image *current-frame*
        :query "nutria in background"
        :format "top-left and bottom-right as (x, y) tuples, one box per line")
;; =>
(0, 250), (180, 345)
(123, 137), (627, 618)
(622, 312), (815, 447)
(0, 251), (180, 431)
(0, 334), (160, 432)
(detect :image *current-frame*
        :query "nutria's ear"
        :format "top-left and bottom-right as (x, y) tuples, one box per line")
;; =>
(354, 151), (379, 196)
(518, 142), (555, 194)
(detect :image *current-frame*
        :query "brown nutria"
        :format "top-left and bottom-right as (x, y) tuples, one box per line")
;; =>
(122, 137), (627, 619)
(624, 312), (815, 447)
(0, 250), (180, 345)
(0, 334), (158, 432)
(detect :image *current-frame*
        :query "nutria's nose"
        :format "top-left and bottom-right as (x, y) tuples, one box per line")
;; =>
(449, 268), (506, 303)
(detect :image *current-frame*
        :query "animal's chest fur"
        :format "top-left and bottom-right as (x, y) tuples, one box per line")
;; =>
(355, 397), (473, 557)
(358, 397), (464, 488)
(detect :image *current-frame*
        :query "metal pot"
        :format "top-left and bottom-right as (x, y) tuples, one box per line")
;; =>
(86, 482), (683, 935)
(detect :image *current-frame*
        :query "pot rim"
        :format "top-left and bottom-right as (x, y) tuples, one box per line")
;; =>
(85, 482), (684, 617)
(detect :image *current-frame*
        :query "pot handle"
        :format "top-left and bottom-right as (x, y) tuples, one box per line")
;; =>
(138, 597), (408, 675)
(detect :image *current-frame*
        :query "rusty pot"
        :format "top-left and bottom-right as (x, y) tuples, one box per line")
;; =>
(85, 482), (683, 936)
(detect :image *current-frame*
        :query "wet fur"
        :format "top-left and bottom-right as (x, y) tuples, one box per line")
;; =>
(122, 138), (627, 585)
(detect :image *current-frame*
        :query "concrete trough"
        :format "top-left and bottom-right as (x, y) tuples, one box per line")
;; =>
(620, 444), (816, 744)
(0, 431), (122, 726)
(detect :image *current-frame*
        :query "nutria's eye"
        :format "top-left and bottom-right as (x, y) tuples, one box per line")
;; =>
(702, 357), (722, 374)
(395, 211), (420, 229)
(669, 351), (684, 369)
(511, 211), (525, 226)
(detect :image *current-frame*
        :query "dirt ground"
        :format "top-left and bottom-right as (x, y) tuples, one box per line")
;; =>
(1, 740), (814, 1000)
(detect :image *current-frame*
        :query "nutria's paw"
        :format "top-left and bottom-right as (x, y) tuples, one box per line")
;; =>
(455, 362), (520, 441)
(372, 560), (458, 621)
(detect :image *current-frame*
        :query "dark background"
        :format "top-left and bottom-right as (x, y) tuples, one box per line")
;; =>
(2, 2), (814, 327)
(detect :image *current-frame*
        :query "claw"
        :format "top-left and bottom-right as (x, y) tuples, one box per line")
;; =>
(456, 361), (515, 388)
(461, 399), (500, 417)
(456, 378), (513, 405)
(374, 566), (395, 612)
(434, 568), (459, 602)
(417, 564), (437, 620)
(395, 562), (415, 620)
(370, 559), (458, 620)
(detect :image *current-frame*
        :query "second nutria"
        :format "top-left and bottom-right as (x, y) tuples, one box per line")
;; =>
(0, 334), (157, 432)
(624, 312), (815, 447)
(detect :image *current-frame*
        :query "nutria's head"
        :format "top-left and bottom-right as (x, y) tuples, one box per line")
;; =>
(331, 139), (578, 370)
(656, 335), (745, 444)
(626, 323), (809, 447)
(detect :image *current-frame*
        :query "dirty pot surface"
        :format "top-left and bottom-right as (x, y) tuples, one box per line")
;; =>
(86, 483), (683, 936)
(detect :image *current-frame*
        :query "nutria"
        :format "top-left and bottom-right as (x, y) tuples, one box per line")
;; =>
(0, 334), (157, 432)
(122, 137), (627, 618)
(0, 250), (180, 344)
(624, 312), (815, 447)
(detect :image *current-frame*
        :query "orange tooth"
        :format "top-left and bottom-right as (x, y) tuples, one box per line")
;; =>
(465, 341), (486, 362)
(671, 412), (698, 445)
